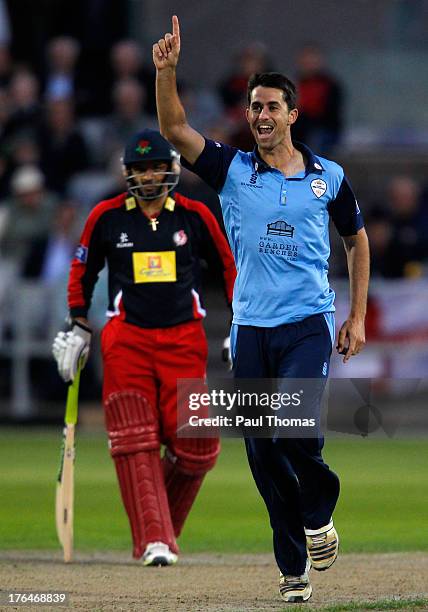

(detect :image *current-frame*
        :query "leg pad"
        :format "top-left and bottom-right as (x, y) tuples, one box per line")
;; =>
(105, 391), (160, 455)
(163, 438), (220, 537)
(104, 391), (177, 558)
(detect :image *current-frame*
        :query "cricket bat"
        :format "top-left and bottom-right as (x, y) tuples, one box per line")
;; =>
(55, 363), (81, 563)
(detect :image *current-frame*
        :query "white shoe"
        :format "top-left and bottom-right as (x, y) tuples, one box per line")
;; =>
(305, 520), (339, 571)
(142, 542), (177, 567)
(279, 558), (312, 603)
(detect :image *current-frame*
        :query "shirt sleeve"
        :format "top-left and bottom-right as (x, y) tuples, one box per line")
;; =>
(193, 203), (236, 305)
(181, 138), (238, 193)
(68, 207), (106, 319)
(328, 176), (364, 236)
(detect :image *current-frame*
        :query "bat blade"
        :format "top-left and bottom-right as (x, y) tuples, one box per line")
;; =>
(56, 424), (75, 562)
(55, 364), (81, 563)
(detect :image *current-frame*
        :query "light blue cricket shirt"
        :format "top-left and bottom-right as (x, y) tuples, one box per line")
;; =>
(182, 140), (363, 327)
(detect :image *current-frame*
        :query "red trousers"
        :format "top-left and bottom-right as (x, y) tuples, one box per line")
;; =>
(101, 316), (219, 556)
(101, 317), (208, 444)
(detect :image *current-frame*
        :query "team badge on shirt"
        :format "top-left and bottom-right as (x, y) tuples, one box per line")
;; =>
(310, 178), (327, 198)
(173, 230), (188, 246)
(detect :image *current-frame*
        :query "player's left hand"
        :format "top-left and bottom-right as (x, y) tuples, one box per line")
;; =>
(336, 317), (365, 363)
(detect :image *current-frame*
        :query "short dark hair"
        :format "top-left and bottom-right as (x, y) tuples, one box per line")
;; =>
(247, 72), (297, 110)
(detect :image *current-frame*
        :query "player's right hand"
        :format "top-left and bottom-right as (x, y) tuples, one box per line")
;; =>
(153, 14), (181, 70)
(222, 336), (232, 370)
(52, 321), (92, 382)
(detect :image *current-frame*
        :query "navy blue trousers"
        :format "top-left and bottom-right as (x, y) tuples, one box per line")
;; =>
(232, 314), (340, 576)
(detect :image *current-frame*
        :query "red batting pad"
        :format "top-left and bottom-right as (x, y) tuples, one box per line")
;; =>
(163, 437), (220, 537)
(105, 391), (177, 557)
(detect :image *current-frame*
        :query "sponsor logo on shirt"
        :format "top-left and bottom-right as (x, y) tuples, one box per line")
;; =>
(310, 178), (327, 198)
(116, 232), (134, 248)
(259, 220), (298, 261)
(267, 220), (294, 238)
(148, 256), (161, 269)
(75, 244), (88, 263)
(132, 251), (177, 283)
(259, 239), (298, 260)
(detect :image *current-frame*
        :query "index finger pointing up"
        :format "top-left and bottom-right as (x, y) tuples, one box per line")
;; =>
(172, 15), (180, 40)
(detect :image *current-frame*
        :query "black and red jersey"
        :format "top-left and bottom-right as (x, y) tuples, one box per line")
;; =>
(68, 192), (236, 328)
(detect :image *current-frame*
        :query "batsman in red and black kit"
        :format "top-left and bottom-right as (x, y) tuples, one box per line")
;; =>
(52, 129), (236, 566)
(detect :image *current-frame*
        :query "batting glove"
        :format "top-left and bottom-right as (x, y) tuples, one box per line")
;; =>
(52, 320), (92, 382)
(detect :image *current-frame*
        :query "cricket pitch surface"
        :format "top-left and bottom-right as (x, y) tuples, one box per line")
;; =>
(1, 552), (427, 611)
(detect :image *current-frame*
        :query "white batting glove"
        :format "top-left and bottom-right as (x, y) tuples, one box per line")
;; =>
(52, 321), (92, 382)
(222, 336), (232, 370)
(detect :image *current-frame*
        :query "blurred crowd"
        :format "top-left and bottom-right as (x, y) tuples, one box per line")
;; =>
(0, 12), (350, 286)
(0, 1), (428, 412)
(0, 3), (428, 332)
(1, 36), (427, 274)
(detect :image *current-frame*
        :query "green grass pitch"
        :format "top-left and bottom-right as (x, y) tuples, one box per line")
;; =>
(0, 428), (427, 553)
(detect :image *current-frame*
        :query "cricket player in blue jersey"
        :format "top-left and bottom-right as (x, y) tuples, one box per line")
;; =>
(153, 16), (370, 603)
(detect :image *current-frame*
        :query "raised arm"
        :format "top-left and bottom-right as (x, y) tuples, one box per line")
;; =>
(153, 15), (205, 164)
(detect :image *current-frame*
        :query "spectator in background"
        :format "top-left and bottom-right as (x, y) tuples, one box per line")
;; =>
(70, 0), (129, 116)
(364, 207), (393, 278)
(1, 69), (42, 145)
(8, 133), (40, 167)
(22, 200), (79, 282)
(0, 165), (57, 266)
(0, 133), (41, 198)
(110, 40), (156, 116)
(37, 97), (89, 194)
(383, 176), (428, 278)
(95, 149), (127, 202)
(292, 44), (343, 154)
(0, 45), (12, 88)
(219, 42), (272, 120)
(179, 82), (223, 134)
(42, 36), (80, 103)
(219, 43), (273, 151)
(102, 78), (156, 164)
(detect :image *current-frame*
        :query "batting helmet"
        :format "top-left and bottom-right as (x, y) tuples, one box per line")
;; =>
(122, 129), (180, 200)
